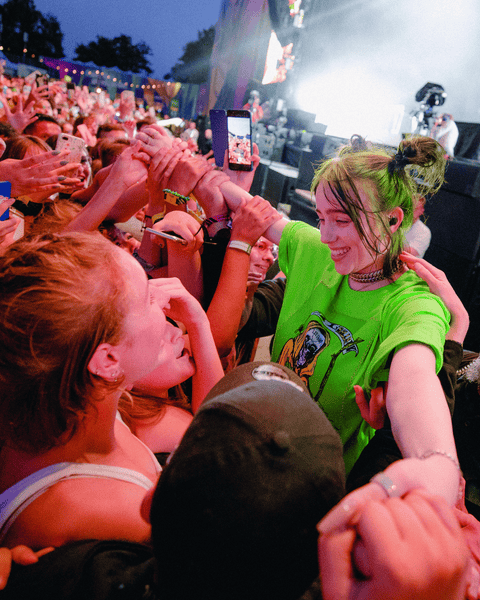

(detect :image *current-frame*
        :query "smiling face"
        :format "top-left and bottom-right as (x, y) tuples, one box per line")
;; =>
(315, 180), (384, 276)
(249, 237), (276, 279)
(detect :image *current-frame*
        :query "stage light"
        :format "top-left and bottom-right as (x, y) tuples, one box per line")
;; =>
(295, 66), (404, 144)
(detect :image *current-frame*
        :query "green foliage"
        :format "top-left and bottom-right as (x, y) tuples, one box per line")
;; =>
(74, 34), (152, 74)
(165, 26), (215, 84)
(0, 0), (65, 58)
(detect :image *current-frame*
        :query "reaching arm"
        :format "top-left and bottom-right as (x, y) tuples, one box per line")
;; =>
(319, 343), (460, 538)
(63, 145), (148, 233)
(207, 197), (282, 357)
(385, 343), (459, 503)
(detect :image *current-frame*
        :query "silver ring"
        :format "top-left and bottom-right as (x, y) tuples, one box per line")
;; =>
(370, 472), (398, 497)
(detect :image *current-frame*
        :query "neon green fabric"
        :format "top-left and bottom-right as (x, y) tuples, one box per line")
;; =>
(272, 221), (450, 474)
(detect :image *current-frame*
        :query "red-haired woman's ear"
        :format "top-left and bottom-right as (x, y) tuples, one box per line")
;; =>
(389, 217), (398, 226)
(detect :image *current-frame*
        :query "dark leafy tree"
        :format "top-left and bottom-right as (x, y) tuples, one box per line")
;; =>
(0, 0), (64, 58)
(165, 26), (215, 83)
(74, 34), (153, 74)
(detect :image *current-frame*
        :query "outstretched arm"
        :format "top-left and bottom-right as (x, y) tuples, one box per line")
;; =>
(207, 196), (282, 357)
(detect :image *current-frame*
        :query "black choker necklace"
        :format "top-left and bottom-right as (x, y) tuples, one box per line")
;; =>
(349, 259), (401, 284)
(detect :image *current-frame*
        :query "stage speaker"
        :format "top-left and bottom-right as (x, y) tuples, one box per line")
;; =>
(270, 138), (286, 162)
(443, 159), (480, 197)
(296, 149), (316, 191)
(289, 190), (317, 226)
(249, 160), (270, 196)
(423, 181), (480, 350)
(263, 164), (298, 208)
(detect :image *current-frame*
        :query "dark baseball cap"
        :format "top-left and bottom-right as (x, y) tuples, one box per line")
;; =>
(150, 362), (345, 600)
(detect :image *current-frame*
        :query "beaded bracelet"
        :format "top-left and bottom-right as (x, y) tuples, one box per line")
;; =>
(163, 189), (190, 206)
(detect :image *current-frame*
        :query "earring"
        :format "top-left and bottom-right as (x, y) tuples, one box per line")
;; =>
(389, 217), (398, 226)
(111, 370), (124, 383)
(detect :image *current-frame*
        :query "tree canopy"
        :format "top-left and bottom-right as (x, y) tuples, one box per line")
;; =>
(74, 34), (153, 74)
(0, 0), (64, 58)
(165, 26), (215, 83)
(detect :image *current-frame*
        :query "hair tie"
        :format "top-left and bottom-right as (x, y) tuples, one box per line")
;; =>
(388, 146), (417, 175)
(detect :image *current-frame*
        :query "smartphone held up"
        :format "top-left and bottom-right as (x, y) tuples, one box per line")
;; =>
(227, 109), (252, 171)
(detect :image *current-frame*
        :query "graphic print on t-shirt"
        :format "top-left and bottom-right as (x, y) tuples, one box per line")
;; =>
(278, 311), (364, 400)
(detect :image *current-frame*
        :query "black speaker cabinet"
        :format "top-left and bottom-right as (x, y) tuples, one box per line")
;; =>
(422, 160), (480, 349)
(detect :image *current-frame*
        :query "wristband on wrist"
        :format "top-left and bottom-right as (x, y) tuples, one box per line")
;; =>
(163, 189), (190, 206)
(152, 211), (166, 225)
(227, 240), (252, 255)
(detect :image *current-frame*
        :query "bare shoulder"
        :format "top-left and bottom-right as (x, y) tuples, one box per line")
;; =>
(2, 476), (152, 550)
(134, 405), (193, 453)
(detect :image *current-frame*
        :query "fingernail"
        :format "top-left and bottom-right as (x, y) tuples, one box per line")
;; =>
(60, 160), (68, 166)
(58, 176), (66, 182)
(52, 150), (60, 155)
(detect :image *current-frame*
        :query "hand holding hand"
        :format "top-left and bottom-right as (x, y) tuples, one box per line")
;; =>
(230, 196), (282, 246)
(168, 153), (211, 198)
(107, 142), (148, 191)
(145, 145), (185, 199)
(319, 489), (469, 600)
(193, 168), (230, 216)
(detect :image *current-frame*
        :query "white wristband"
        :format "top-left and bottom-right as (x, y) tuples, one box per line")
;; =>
(227, 240), (252, 255)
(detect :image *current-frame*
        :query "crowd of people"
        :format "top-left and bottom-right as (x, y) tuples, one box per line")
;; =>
(0, 68), (478, 600)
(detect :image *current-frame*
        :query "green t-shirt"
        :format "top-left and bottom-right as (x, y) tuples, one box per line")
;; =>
(272, 221), (450, 474)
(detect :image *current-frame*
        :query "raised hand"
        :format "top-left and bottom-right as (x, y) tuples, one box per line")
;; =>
(149, 210), (204, 254)
(222, 142), (261, 192)
(400, 251), (469, 343)
(149, 276), (207, 329)
(354, 384), (387, 430)
(0, 93), (37, 133)
(0, 150), (82, 197)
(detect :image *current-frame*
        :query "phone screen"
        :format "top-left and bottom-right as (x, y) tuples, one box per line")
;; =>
(0, 181), (12, 221)
(209, 109), (227, 168)
(55, 134), (87, 164)
(227, 110), (252, 171)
